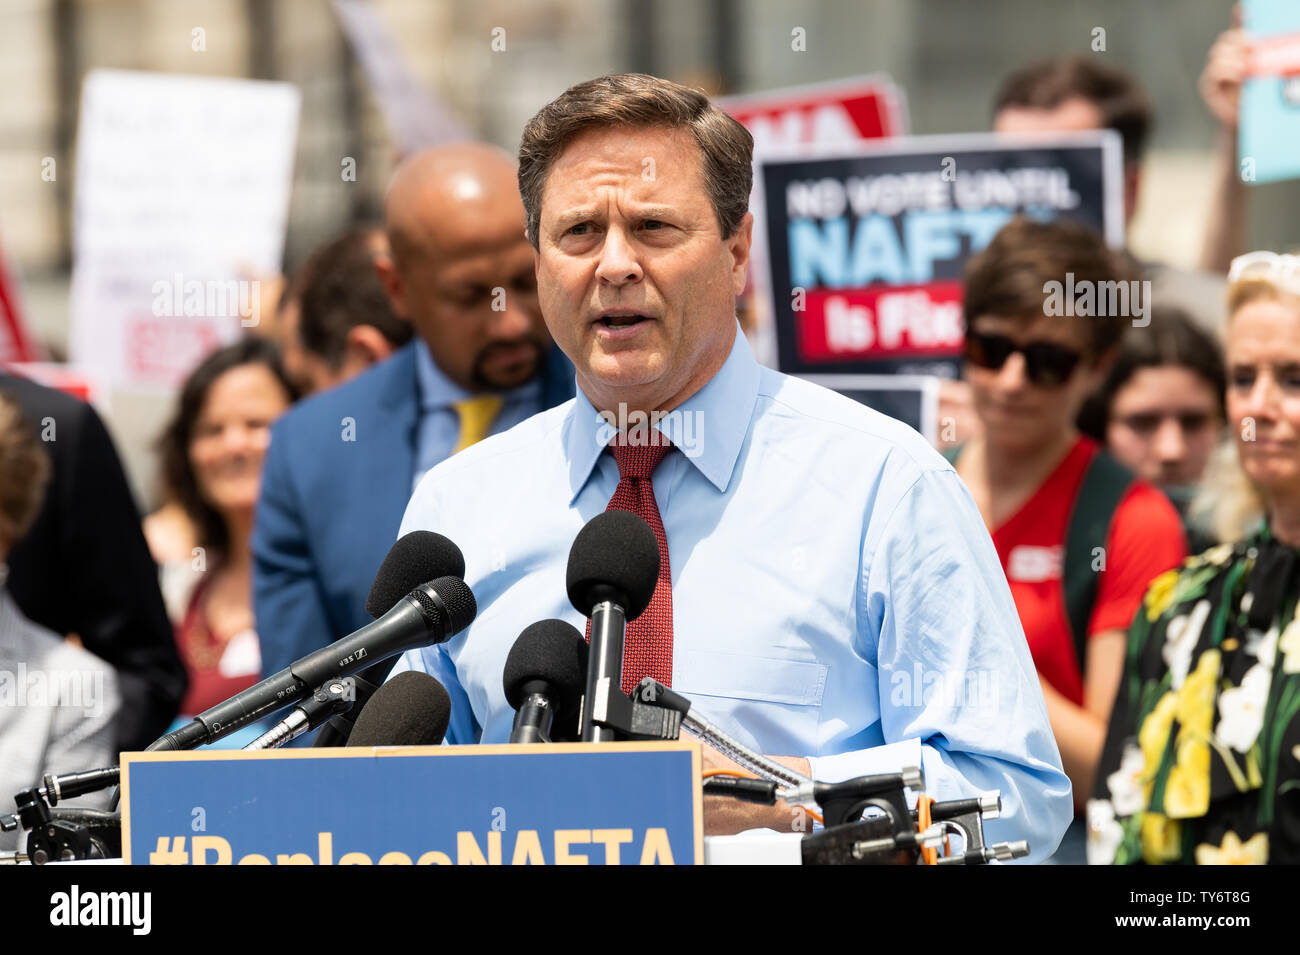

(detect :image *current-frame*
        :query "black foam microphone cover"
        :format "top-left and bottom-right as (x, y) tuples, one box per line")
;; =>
(347, 671), (452, 746)
(420, 575), (478, 638)
(565, 510), (660, 619)
(366, 531), (466, 618)
(503, 619), (589, 736)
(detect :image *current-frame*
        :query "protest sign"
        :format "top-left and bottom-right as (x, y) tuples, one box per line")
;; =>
(756, 131), (1123, 379)
(69, 70), (300, 392)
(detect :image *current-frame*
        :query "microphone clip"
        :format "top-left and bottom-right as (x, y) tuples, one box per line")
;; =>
(584, 676), (683, 741)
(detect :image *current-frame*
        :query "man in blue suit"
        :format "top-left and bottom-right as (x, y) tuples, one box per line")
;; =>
(253, 143), (574, 688)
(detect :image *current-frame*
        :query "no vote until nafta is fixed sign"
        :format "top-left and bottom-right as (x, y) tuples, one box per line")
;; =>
(756, 130), (1123, 379)
(121, 742), (702, 865)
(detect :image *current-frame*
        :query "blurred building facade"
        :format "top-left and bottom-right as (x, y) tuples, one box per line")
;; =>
(0, 0), (1283, 500)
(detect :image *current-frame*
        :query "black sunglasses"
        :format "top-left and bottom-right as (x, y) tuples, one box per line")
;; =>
(964, 332), (1083, 388)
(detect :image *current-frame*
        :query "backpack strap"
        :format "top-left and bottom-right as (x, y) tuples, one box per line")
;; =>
(1062, 449), (1135, 672)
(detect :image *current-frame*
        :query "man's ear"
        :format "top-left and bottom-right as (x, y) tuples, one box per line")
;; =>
(343, 324), (397, 371)
(373, 253), (408, 318)
(728, 212), (754, 297)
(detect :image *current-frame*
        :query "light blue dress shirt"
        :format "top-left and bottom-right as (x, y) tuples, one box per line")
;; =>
(392, 323), (1072, 861)
(413, 338), (543, 492)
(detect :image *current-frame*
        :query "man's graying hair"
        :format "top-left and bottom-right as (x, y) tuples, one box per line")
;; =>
(517, 73), (753, 248)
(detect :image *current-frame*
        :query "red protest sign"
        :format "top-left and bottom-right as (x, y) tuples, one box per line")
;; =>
(718, 74), (908, 149)
(0, 236), (40, 363)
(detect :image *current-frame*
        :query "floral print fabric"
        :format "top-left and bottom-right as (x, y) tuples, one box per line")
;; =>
(1089, 528), (1300, 864)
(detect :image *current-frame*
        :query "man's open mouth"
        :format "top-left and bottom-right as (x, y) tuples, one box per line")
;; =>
(596, 311), (652, 329)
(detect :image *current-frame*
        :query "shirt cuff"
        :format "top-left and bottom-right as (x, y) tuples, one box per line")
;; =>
(807, 738), (924, 804)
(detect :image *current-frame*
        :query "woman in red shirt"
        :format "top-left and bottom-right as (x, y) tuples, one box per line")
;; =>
(149, 340), (297, 721)
(950, 219), (1187, 858)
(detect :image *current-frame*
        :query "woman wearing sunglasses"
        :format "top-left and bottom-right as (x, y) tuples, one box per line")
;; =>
(948, 218), (1188, 862)
(1091, 251), (1300, 864)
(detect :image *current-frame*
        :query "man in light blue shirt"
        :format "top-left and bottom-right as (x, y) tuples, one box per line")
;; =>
(391, 74), (1071, 859)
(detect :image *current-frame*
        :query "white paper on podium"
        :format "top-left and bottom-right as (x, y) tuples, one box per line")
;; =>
(703, 830), (803, 865)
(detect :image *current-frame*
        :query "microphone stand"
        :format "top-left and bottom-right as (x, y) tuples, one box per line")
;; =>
(244, 676), (360, 750)
(602, 679), (1031, 864)
(0, 675), (362, 863)
(2, 785), (120, 864)
(601, 678), (813, 788)
(580, 599), (627, 742)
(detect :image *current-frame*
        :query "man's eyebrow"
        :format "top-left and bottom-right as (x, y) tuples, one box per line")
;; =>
(630, 205), (677, 220)
(551, 205), (680, 231)
(553, 209), (598, 231)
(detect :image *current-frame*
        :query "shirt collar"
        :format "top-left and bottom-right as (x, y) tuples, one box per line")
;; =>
(415, 337), (541, 411)
(564, 321), (758, 502)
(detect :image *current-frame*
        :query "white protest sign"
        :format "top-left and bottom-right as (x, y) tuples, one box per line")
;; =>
(69, 70), (300, 391)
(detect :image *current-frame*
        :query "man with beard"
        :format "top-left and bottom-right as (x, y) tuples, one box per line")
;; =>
(253, 143), (573, 686)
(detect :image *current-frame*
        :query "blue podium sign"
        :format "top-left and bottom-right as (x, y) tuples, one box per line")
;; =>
(121, 742), (702, 865)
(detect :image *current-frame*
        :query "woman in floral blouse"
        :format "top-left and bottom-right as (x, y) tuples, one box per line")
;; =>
(1089, 252), (1300, 864)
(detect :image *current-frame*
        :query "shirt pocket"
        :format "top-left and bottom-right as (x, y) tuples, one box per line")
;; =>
(672, 649), (827, 754)
(673, 648), (827, 707)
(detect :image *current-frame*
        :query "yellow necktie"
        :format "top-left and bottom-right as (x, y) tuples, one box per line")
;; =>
(452, 395), (505, 453)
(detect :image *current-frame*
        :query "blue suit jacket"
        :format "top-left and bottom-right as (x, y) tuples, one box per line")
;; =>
(253, 341), (574, 677)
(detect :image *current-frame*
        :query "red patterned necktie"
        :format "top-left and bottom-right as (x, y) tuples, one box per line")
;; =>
(600, 434), (675, 694)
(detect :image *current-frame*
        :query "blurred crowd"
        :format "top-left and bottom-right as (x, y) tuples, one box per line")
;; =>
(4, 15), (1299, 863)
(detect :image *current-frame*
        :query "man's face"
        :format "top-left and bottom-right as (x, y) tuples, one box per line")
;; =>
(994, 96), (1140, 222)
(392, 197), (549, 393)
(277, 302), (335, 396)
(534, 125), (752, 413)
(276, 298), (310, 392)
(993, 96), (1103, 137)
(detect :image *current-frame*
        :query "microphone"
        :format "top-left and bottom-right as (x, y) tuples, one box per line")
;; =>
(243, 677), (358, 750)
(503, 620), (589, 743)
(147, 576), (476, 751)
(347, 671), (452, 746)
(305, 530), (469, 748)
(366, 531), (466, 618)
(566, 510), (659, 742)
(41, 767), (121, 805)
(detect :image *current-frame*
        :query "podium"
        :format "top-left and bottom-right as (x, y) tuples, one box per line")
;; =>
(121, 742), (702, 865)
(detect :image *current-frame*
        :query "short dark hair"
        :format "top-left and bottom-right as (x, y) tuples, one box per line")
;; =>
(294, 227), (411, 367)
(0, 388), (50, 549)
(1077, 306), (1226, 441)
(963, 216), (1135, 360)
(517, 73), (753, 248)
(994, 55), (1152, 165)
(158, 339), (298, 566)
